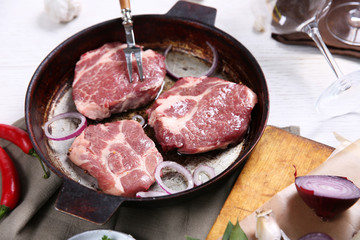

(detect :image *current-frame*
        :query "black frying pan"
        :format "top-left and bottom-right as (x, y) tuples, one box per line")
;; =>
(25, 1), (269, 224)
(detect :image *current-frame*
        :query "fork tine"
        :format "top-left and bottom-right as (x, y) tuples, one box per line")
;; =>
(124, 49), (133, 83)
(134, 50), (144, 81)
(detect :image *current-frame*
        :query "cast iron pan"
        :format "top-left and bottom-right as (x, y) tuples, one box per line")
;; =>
(25, 1), (269, 224)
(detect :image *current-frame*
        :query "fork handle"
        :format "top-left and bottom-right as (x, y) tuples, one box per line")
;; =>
(120, 0), (130, 10)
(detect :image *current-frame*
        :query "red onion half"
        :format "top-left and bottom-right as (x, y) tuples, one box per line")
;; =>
(295, 175), (360, 220)
(44, 112), (87, 141)
(154, 161), (194, 194)
(164, 41), (218, 80)
(298, 232), (333, 240)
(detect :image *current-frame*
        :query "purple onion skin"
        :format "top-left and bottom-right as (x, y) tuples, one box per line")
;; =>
(298, 232), (334, 240)
(295, 175), (360, 220)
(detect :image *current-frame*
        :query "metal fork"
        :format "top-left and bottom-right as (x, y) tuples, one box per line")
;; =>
(120, 0), (144, 83)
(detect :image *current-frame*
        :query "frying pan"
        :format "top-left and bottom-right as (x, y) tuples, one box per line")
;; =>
(25, 1), (269, 224)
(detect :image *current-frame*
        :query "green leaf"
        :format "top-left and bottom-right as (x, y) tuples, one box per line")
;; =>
(222, 221), (235, 240)
(102, 235), (112, 240)
(222, 220), (248, 240)
(229, 220), (248, 240)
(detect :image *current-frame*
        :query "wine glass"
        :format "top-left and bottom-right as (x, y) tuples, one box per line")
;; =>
(326, 1), (360, 46)
(272, 0), (360, 117)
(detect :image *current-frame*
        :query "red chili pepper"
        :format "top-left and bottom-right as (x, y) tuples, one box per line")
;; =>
(0, 124), (49, 179)
(0, 146), (20, 219)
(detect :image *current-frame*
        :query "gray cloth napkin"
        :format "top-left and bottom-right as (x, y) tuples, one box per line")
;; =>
(0, 118), (240, 240)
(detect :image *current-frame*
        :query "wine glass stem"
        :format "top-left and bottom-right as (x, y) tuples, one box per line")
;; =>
(303, 23), (344, 79)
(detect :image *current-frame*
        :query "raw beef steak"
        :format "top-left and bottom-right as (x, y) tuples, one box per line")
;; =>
(68, 120), (163, 197)
(146, 76), (257, 154)
(72, 42), (166, 120)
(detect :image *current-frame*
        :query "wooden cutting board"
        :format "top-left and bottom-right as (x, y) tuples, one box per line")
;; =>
(206, 126), (335, 240)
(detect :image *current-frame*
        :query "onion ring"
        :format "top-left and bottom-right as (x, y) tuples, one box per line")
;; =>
(131, 114), (145, 127)
(204, 41), (219, 77)
(43, 112), (87, 141)
(193, 164), (215, 186)
(164, 41), (218, 79)
(135, 190), (168, 198)
(164, 45), (180, 80)
(155, 161), (194, 194)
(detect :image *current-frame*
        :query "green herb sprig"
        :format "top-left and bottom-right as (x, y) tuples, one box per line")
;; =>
(102, 235), (112, 240)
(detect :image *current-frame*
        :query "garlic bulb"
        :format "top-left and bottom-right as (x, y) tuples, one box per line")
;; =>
(44, 0), (81, 23)
(255, 210), (282, 240)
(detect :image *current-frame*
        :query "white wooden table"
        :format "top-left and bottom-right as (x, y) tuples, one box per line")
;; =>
(1, 0), (359, 148)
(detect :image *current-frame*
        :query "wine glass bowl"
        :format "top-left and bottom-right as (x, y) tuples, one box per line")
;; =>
(326, 2), (360, 46)
(272, 0), (332, 34)
(271, 0), (360, 117)
(316, 70), (360, 117)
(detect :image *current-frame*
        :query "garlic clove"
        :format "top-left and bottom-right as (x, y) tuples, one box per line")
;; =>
(255, 210), (282, 240)
(44, 0), (82, 23)
(253, 15), (266, 33)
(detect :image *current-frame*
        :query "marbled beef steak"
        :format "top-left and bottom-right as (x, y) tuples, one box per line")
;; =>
(147, 76), (258, 154)
(68, 120), (163, 197)
(72, 42), (166, 120)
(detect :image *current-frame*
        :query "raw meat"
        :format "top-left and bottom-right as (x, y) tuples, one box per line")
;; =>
(68, 120), (163, 197)
(146, 76), (257, 154)
(72, 42), (166, 120)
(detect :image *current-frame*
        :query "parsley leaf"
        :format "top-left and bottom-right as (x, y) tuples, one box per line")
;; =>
(102, 235), (112, 240)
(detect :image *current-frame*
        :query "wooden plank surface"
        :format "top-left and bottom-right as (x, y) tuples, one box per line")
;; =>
(206, 126), (335, 240)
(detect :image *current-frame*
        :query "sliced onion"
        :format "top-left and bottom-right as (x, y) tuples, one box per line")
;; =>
(155, 161), (194, 194)
(164, 41), (218, 80)
(204, 41), (219, 77)
(193, 164), (215, 186)
(131, 114), (145, 127)
(44, 112), (87, 141)
(164, 45), (180, 80)
(135, 190), (168, 198)
(295, 175), (360, 220)
(298, 232), (334, 240)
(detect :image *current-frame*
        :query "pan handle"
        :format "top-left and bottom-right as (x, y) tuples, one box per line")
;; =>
(55, 179), (124, 225)
(165, 0), (217, 26)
